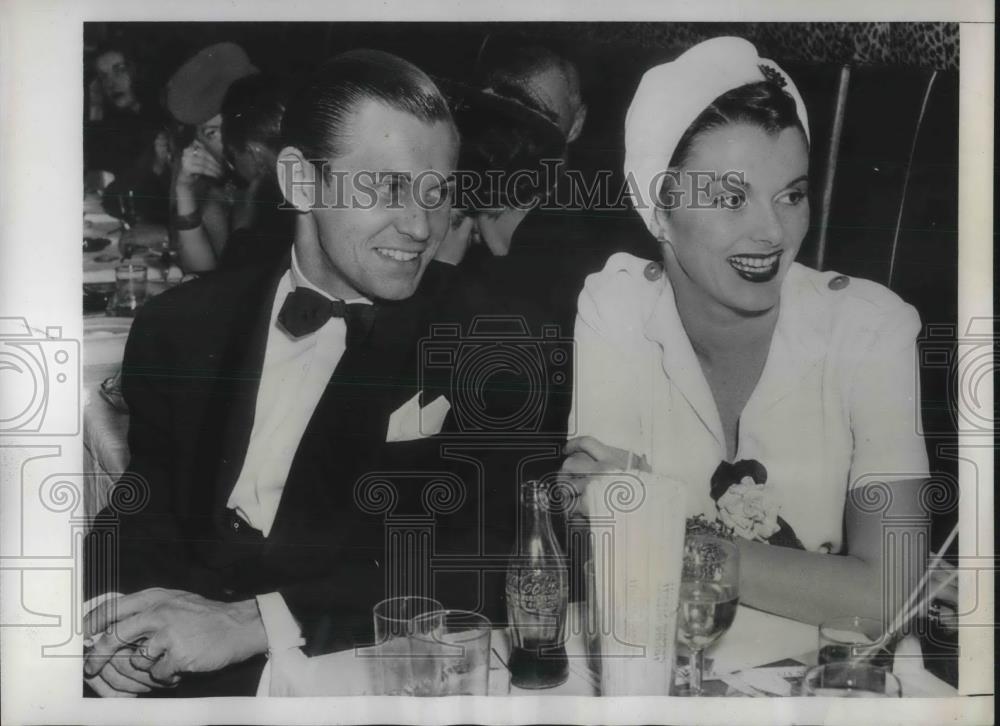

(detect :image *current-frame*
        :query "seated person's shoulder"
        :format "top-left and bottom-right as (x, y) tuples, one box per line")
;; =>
(577, 252), (663, 336)
(131, 262), (279, 338)
(787, 263), (921, 338)
(582, 252), (662, 305)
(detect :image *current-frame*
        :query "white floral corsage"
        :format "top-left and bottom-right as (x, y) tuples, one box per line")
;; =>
(715, 476), (781, 542)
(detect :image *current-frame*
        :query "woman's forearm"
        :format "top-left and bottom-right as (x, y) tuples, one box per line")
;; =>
(176, 226), (218, 273)
(174, 184), (226, 273)
(735, 539), (884, 625)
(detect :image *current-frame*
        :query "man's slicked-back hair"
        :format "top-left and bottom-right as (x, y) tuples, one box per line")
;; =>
(280, 49), (454, 164)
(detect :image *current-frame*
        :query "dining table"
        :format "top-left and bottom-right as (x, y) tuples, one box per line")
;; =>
(77, 191), (960, 698)
(82, 191), (183, 518)
(260, 602), (957, 698)
(83, 191), (183, 287)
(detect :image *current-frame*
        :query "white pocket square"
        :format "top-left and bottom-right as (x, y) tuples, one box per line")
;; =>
(386, 392), (451, 443)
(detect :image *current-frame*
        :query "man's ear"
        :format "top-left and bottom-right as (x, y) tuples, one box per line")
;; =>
(276, 146), (321, 212)
(567, 103), (587, 144)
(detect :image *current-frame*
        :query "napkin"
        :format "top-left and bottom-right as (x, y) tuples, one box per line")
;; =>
(586, 470), (687, 695)
(386, 392), (451, 442)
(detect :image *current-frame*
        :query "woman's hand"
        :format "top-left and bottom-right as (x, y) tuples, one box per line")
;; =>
(176, 141), (223, 191)
(151, 131), (171, 177)
(560, 436), (650, 513)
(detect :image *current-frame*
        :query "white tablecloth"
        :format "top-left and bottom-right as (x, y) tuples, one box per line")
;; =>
(261, 604), (956, 698)
(82, 317), (133, 519)
(83, 206), (181, 284)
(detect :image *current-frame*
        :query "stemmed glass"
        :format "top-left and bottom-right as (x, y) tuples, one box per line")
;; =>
(677, 534), (740, 695)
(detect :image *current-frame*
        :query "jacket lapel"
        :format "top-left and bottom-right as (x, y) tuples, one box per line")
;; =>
(642, 264), (827, 456)
(644, 284), (727, 452)
(209, 258), (290, 518)
(265, 292), (429, 542)
(741, 264), (826, 421)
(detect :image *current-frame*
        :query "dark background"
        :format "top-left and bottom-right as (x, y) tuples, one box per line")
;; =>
(84, 21), (961, 553)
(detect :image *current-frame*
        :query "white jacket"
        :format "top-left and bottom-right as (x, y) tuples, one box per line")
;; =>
(570, 253), (929, 553)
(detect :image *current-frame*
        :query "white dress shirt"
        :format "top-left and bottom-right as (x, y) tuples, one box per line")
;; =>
(571, 253), (929, 554)
(227, 248), (371, 656)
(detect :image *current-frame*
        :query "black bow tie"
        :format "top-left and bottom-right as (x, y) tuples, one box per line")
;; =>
(277, 287), (377, 345)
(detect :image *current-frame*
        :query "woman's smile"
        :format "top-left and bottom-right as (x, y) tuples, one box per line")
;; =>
(727, 250), (783, 281)
(656, 123), (810, 316)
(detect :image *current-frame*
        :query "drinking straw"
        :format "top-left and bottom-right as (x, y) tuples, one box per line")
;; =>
(854, 522), (958, 661)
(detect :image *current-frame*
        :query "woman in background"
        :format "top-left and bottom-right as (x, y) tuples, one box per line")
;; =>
(562, 37), (931, 625)
(165, 42), (259, 272)
(213, 73), (293, 269)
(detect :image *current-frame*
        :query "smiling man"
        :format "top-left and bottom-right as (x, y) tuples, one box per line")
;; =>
(82, 50), (465, 697)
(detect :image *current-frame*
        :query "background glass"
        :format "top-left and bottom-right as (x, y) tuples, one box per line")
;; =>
(372, 595), (442, 695)
(110, 263), (147, 316)
(819, 615), (892, 668)
(803, 662), (902, 697)
(408, 609), (491, 696)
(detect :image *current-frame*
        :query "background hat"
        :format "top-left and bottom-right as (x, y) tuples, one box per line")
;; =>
(166, 42), (258, 125)
(624, 36), (810, 234)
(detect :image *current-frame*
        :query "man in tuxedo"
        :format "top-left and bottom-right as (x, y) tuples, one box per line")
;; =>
(82, 49), (508, 697)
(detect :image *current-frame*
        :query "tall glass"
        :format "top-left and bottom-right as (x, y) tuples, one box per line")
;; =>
(407, 609), (491, 696)
(677, 535), (740, 696)
(110, 263), (147, 316)
(372, 595), (442, 695)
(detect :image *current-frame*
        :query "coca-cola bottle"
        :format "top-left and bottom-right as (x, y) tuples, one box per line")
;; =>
(505, 479), (569, 688)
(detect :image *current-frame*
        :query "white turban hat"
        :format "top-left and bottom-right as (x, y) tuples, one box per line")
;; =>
(624, 36), (810, 235)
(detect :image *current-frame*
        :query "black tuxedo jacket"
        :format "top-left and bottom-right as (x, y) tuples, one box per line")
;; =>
(86, 255), (563, 695)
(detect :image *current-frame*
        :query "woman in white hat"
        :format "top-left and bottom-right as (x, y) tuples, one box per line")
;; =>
(562, 37), (931, 624)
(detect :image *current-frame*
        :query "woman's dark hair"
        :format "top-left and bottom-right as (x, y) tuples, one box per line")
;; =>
(452, 94), (565, 211)
(90, 42), (144, 97)
(280, 49), (454, 164)
(221, 73), (288, 154)
(668, 80), (806, 170)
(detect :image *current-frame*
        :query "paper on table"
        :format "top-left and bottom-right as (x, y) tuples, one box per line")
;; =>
(710, 605), (817, 675)
(586, 470), (686, 695)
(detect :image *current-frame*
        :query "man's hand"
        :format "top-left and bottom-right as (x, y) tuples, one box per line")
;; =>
(85, 644), (178, 697)
(84, 589), (267, 684)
